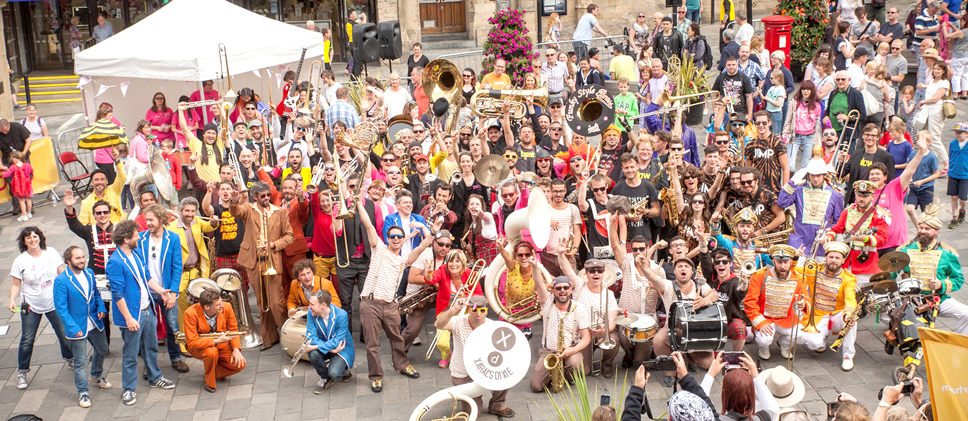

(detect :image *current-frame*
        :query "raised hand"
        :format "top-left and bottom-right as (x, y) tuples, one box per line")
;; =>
(63, 189), (77, 208)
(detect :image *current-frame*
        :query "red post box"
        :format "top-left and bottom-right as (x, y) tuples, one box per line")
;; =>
(762, 15), (794, 69)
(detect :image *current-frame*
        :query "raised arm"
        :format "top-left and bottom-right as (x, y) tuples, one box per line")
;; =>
(899, 134), (929, 191)
(356, 195), (381, 249)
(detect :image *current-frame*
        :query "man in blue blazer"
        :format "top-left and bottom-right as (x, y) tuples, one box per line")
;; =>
(107, 220), (177, 406)
(138, 205), (188, 373)
(306, 289), (354, 394)
(54, 246), (111, 408)
(382, 190), (427, 298)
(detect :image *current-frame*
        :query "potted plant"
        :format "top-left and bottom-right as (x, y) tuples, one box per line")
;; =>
(668, 56), (714, 126)
(775, 0), (829, 79)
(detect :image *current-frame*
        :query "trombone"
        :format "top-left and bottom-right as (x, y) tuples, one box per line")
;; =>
(830, 110), (861, 191)
(257, 208), (278, 312)
(427, 259), (487, 360)
(596, 283), (616, 350)
(301, 60), (322, 116)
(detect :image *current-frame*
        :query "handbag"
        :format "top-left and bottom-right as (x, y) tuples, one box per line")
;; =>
(913, 108), (929, 128)
(860, 87), (883, 115)
(943, 92), (957, 119)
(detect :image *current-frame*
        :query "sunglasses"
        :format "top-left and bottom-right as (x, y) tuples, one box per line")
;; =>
(516, 252), (533, 258)
(715, 139), (730, 144)
(258, 193), (272, 199)
(388, 233), (406, 240)
(463, 74), (473, 78)
(835, 77), (847, 81)
(549, 127), (562, 131)
(436, 241), (453, 248)
(503, 154), (518, 159)
(501, 192), (516, 199)
(714, 259), (731, 265)
(731, 123), (746, 127)
(413, 130), (425, 134)
(553, 285), (571, 291)
(631, 246), (647, 252)
(459, 133), (472, 137)
(670, 148), (684, 152)
(754, 121), (770, 126)
(388, 170), (401, 175)
(740, 180), (754, 185)
(591, 187), (607, 193)
(691, 200), (705, 204)
(587, 267), (605, 274)
(546, 54), (555, 57)
(296, 127), (305, 131)
(683, 175), (697, 180)
(550, 104), (562, 108)
(570, 157), (584, 163)
(824, 132), (837, 136)
(382, 157), (395, 161)
(469, 306), (488, 314)
(244, 107), (257, 111)
(94, 210), (111, 216)
(324, 167), (336, 171)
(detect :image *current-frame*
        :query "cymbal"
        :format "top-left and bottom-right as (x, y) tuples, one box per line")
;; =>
(857, 281), (879, 294)
(473, 154), (510, 187)
(614, 314), (639, 326)
(870, 272), (894, 283)
(878, 251), (910, 272)
(871, 281), (899, 295)
(290, 309), (308, 319)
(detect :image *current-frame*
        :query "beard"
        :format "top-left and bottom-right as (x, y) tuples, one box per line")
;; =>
(70, 262), (86, 271)
(918, 234), (935, 248)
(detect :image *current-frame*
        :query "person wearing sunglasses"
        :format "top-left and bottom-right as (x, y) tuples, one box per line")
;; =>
(839, 123), (895, 205)
(613, 152), (660, 240)
(417, 250), (482, 367)
(728, 167), (786, 238)
(401, 229), (455, 351)
(529, 270), (591, 392)
(639, 253), (718, 386)
(350, 192), (433, 393)
(743, 110), (789, 195)
(495, 237), (542, 338)
(559, 255), (621, 378)
(776, 156), (845, 254)
(435, 295), (515, 417)
(226, 182), (295, 351)
(727, 111), (752, 149)
(578, 173), (619, 260)
(825, 70), (867, 144)
(706, 248), (752, 352)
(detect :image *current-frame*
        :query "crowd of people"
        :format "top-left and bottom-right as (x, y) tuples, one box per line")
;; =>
(2, 1), (966, 420)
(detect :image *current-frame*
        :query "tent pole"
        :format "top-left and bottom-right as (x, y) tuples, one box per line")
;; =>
(200, 80), (208, 125)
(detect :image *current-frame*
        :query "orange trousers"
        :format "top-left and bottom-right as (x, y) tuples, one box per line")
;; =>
(189, 344), (246, 389)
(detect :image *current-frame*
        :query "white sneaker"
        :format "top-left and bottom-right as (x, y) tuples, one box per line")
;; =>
(780, 348), (791, 359)
(16, 373), (27, 389)
(758, 347), (771, 360)
(842, 357), (854, 371)
(15, 215), (25, 222)
(78, 394), (91, 408)
(26, 213), (32, 219)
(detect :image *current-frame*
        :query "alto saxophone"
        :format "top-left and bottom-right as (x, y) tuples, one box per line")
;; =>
(543, 306), (573, 393)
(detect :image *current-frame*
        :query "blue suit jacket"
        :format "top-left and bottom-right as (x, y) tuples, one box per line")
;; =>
(136, 230), (183, 294)
(53, 269), (107, 339)
(106, 249), (154, 326)
(383, 212), (426, 249)
(307, 305), (355, 368)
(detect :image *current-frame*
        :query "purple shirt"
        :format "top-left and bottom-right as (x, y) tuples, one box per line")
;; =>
(776, 181), (845, 254)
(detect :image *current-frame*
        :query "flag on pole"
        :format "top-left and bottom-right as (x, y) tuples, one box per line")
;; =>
(919, 327), (968, 420)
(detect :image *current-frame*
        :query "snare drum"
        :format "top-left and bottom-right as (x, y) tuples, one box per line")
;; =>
(864, 292), (891, 314)
(897, 278), (922, 295)
(620, 314), (658, 343)
(281, 317), (309, 361)
(212, 269), (243, 293)
(669, 302), (728, 353)
(94, 275), (112, 302)
(187, 278), (220, 305)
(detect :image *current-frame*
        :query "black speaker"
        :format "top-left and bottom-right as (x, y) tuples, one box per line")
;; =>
(353, 23), (380, 62)
(377, 21), (403, 60)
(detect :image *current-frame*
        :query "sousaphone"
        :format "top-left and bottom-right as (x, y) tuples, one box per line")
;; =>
(422, 59), (463, 133)
(129, 145), (177, 207)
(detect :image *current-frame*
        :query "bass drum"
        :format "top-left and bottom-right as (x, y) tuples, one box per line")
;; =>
(94, 275), (112, 302)
(281, 317), (309, 361)
(669, 301), (728, 353)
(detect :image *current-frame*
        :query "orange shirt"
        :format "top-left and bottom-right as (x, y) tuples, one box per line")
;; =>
(287, 276), (342, 310)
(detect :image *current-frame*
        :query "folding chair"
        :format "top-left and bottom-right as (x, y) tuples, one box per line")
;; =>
(58, 151), (93, 196)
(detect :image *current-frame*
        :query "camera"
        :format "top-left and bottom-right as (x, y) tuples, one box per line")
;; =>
(877, 380), (915, 401)
(600, 394), (611, 406)
(641, 355), (677, 372)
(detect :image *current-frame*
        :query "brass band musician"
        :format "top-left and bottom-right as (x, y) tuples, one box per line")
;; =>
(745, 245), (807, 361)
(183, 289), (246, 393)
(795, 241), (858, 371)
(529, 273), (591, 393)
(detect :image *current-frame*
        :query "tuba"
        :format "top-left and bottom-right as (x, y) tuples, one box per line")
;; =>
(212, 268), (263, 349)
(409, 382), (487, 421)
(129, 145), (178, 207)
(483, 188), (552, 325)
(470, 87), (548, 119)
(422, 59), (463, 133)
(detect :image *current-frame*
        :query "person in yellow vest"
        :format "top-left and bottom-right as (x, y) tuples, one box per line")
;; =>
(287, 259), (342, 317)
(167, 197), (217, 332)
(79, 156), (127, 226)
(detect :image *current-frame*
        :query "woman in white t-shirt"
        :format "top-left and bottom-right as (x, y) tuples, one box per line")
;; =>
(20, 104), (48, 140)
(918, 62), (952, 170)
(8, 227), (74, 390)
(383, 72), (413, 117)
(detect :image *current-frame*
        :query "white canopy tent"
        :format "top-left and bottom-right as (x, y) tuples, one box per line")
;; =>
(74, 0), (324, 132)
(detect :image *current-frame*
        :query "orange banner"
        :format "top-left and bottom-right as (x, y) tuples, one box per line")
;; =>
(0, 136), (60, 204)
(919, 327), (968, 420)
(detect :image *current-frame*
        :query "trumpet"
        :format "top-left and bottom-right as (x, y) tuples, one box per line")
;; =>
(282, 339), (310, 378)
(226, 146), (248, 191)
(426, 259), (487, 360)
(627, 197), (651, 218)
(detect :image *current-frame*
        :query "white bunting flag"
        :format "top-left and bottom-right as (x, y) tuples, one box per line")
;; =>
(120, 82), (129, 97)
(95, 84), (111, 97)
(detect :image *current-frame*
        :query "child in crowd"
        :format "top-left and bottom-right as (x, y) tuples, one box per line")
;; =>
(4, 151), (33, 221)
(160, 139), (183, 190)
(904, 131), (940, 225)
(886, 118), (913, 173)
(764, 70), (787, 135)
(614, 77), (639, 132)
(115, 142), (134, 211)
(897, 85), (918, 137)
(948, 122), (968, 228)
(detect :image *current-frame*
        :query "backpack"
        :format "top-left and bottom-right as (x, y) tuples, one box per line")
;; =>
(701, 36), (715, 69)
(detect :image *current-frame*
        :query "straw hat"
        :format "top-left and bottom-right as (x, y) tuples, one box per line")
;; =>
(757, 365), (806, 407)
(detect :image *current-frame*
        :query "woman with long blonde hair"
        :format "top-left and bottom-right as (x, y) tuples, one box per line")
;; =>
(546, 13), (561, 45)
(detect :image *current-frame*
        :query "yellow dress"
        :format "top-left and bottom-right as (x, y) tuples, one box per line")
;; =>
(505, 262), (535, 311)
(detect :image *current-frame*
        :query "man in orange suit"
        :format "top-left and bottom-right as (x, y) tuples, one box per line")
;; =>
(183, 288), (246, 393)
(744, 244), (807, 361)
(287, 259), (342, 317)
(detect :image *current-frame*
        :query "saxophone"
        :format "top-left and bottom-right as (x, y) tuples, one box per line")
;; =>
(830, 298), (865, 352)
(542, 305), (573, 393)
(658, 188), (679, 226)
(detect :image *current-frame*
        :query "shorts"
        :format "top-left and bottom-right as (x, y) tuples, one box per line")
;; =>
(904, 187), (935, 210)
(947, 177), (968, 201)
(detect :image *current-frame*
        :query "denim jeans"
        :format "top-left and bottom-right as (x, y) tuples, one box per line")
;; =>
(787, 134), (815, 172)
(120, 185), (134, 211)
(153, 295), (182, 363)
(686, 8), (701, 24)
(308, 349), (347, 381)
(573, 42), (589, 61)
(120, 307), (161, 392)
(19, 309), (73, 372)
(768, 110), (783, 136)
(68, 328), (109, 395)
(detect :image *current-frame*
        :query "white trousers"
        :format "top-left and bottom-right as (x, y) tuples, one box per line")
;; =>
(754, 323), (795, 353)
(939, 298), (968, 336)
(797, 312), (856, 358)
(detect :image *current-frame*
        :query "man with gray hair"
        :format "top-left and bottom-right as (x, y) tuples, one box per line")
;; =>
(541, 48), (568, 105)
(717, 29), (740, 71)
(913, 1), (941, 55)
(734, 13), (754, 45)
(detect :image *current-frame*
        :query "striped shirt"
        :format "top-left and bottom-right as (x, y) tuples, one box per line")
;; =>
(617, 257), (664, 314)
(574, 282), (618, 332)
(360, 242), (405, 302)
(541, 62), (569, 94)
(449, 314), (484, 379)
(913, 10), (939, 46)
(540, 299), (590, 351)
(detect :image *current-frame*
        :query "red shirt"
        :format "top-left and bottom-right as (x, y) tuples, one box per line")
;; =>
(428, 266), (483, 315)
(413, 85), (430, 116)
(309, 193), (336, 257)
(162, 152), (183, 190)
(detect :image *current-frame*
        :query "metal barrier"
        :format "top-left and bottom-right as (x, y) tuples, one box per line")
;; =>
(437, 35), (629, 77)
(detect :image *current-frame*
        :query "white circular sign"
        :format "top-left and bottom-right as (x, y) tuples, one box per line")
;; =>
(463, 321), (531, 390)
